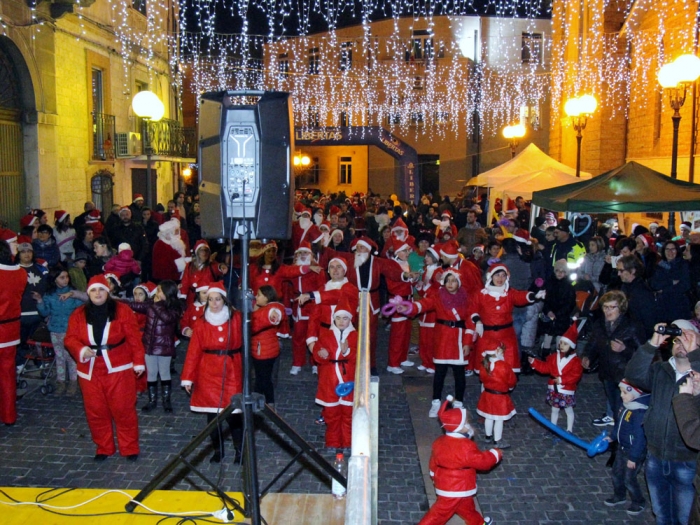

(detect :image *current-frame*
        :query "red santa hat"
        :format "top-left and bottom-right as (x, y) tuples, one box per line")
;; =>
(118, 242), (132, 254)
(681, 221), (692, 232)
(134, 281), (157, 297)
(104, 271), (121, 287)
(329, 205), (341, 217)
(505, 197), (518, 215)
(618, 379), (645, 399)
(329, 257), (348, 274)
(440, 269), (461, 287)
(54, 210), (69, 224)
(440, 210), (453, 220)
(333, 294), (355, 320)
(262, 240), (277, 252)
(329, 228), (344, 241)
(636, 233), (656, 252)
(299, 207), (312, 217)
(391, 217), (409, 232)
(426, 246), (440, 262)
(308, 225), (325, 244)
(392, 237), (413, 255)
(559, 323), (578, 349)
(87, 274), (111, 293)
(133, 193), (144, 203)
(319, 221), (331, 232)
(159, 218), (180, 233)
(207, 282), (228, 298)
(195, 284), (210, 293)
(86, 210), (101, 223)
(296, 241), (313, 254)
(439, 241), (460, 259)
(193, 239), (210, 254)
(351, 237), (378, 252)
(17, 235), (33, 252)
(20, 214), (38, 229)
(485, 264), (510, 285)
(437, 396), (470, 433)
(472, 244), (485, 254)
(0, 228), (18, 245)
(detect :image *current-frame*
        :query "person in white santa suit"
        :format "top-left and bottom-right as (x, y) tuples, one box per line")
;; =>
(152, 218), (191, 283)
(418, 396), (502, 525)
(64, 274), (145, 460)
(180, 282), (244, 464)
(0, 236), (27, 426)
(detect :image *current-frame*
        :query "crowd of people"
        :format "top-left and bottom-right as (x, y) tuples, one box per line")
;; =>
(2, 186), (700, 524)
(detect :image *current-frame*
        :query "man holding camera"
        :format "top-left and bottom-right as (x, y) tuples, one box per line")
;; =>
(625, 320), (700, 525)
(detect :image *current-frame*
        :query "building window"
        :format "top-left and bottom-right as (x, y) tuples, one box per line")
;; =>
(132, 0), (147, 16)
(435, 111), (450, 123)
(308, 107), (320, 127)
(522, 33), (543, 64)
(387, 112), (401, 125)
(308, 47), (320, 75)
(413, 76), (423, 90)
(339, 157), (352, 185)
(407, 30), (435, 62)
(410, 112), (424, 126)
(340, 42), (353, 71)
(340, 111), (350, 127)
(278, 53), (289, 78)
(520, 103), (540, 130)
(91, 170), (114, 216)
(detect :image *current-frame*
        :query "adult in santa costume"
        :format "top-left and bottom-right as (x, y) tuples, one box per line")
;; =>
(249, 241), (313, 299)
(179, 239), (227, 304)
(0, 238), (28, 425)
(151, 218), (191, 283)
(311, 296), (357, 450)
(180, 283), (243, 464)
(471, 264), (543, 374)
(477, 344), (517, 449)
(437, 241), (483, 295)
(292, 207), (322, 251)
(64, 275), (145, 460)
(418, 396), (502, 525)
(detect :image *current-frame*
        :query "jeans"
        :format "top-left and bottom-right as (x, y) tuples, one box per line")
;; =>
(611, 447), (646, 505)
(645, 454), (696, 525)
(512, 306), (528, 355)
(602, 379), (622, 424)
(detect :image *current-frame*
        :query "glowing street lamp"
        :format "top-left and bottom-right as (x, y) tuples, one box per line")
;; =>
(502, 123), (526, 158)
(293, 151), (311, 168)
(565, 94), (597, 178)
(658, 54), (700, 235)
(132, 90), (165, 207)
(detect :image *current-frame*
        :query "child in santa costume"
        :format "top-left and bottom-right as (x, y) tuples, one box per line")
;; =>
(64, 274), (145, 460)
(477, 343), (517, 449)
(418, 396), (501, 525)
(311, 296), (357, 451)
(179, 239), (227, 305)
(132, 281), (156, 396)
(180, 285), (208, 339)
(415, 246), (441, 374)
(180, 282), (243, 464)
(528, 323), (583, 433)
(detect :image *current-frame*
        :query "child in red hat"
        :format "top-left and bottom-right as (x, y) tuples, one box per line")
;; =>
(528, 322), (584, 433)
(419, 396), (502, 525)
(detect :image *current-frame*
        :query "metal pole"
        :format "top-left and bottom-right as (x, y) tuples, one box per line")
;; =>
(575, 128), (583, 178)
(144, 119), (152, 209)
(669, 110), (681, 236)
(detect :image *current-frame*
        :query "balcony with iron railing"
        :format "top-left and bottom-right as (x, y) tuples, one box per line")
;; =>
(137, 117), (197, 159)
(92, 112), (116, 161)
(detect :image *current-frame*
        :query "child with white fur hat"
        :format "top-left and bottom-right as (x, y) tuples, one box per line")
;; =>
(418, 396), (501, 525)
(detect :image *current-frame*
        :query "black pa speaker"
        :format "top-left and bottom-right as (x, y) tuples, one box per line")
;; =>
(198, 90), (294, 240)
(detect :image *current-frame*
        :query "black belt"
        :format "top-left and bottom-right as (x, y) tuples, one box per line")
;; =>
(203, 347), (242, 356)
(321, 322), (331, 329)
(360, 287), (380, 293)
(436, 319), (466, 329)
(483, 322), (513, 331)
(484, 388), (508, 395)
(89, 338), (126, 356)
(330, 358), (349, 374)
(0, 316), (20, 325)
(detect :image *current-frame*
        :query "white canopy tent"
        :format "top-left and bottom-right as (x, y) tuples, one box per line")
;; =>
(498, 166), (592, 200)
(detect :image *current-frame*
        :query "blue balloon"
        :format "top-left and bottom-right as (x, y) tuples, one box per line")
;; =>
(529, 407), (608, 457)
(335, 381), (354, 397)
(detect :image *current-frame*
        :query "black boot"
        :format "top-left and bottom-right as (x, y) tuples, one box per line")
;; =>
(231, 414), (243, 465)
(142, 382), (158, 412)
(162, 379), (173, 413)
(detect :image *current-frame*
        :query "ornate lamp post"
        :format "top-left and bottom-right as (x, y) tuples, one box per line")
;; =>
(293, 151), (311, 169)
(564, 94), (597, 178)
(658, 54), (700, 235)
(502, 123), (526, 158)
(132, 91), (165, 208)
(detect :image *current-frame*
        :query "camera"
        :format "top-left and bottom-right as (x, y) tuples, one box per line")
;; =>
(655, 324), (683, 337)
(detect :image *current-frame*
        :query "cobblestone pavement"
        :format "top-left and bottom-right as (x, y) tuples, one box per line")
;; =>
(0, 323), (661, 524)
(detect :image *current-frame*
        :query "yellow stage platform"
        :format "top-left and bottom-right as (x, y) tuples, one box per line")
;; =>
(0, 487), (346, 524)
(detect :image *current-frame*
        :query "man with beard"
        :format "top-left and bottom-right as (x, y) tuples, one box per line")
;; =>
(292, 208), (322, 251)
(151, 218), (191, 282)
(109, 207), (147, 264)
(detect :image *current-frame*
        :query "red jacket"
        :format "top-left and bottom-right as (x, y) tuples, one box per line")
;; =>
(531, 352), (583, 395)
(435, 258), (483, 295)
(288, 270), (324, 322)
(179, 262), (224, 303)
(251, 302), (288, 360)
(312, 324), (357, 407)
(305, 279), (359, 346)
(152, 240), (190, 282)
(64, 301), (145, 380)
(180, 301), (205, 336)
(249, 262), (306, 297)
(429, 433), (502, 498)
(476, 358), (517, 419)
(0, 263), (27, 348)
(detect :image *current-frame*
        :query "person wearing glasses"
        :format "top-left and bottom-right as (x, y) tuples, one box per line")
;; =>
(650, 241), (691, 324)
(625, 320), (700, 525)
(582, 290), (645, 428)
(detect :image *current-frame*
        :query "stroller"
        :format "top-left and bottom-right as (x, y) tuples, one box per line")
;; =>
(16, 323), (56, 396)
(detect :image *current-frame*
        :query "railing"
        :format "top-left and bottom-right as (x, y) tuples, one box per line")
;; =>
(92, 112), (116, 161)
(145, 118), (197, 158)
(346, 291), (377, 525)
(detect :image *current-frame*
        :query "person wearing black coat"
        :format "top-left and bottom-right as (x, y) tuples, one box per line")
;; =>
(582, 290), (646, 427)
(650, 240), (691, 323)
(541, 259), (577, 344)
(616, 255), (659, 339)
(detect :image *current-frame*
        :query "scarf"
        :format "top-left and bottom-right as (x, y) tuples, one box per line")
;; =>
(205, 307), (230, 326)
(483, 283), (508, 299)
(438, 286), (467, 312)
(324, 277), (348, 291)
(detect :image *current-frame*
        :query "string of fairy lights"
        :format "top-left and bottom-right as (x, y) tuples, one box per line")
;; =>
(14, 0), (696, 138)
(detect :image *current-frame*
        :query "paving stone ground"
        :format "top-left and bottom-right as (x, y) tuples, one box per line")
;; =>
(0, 322), (662, 524)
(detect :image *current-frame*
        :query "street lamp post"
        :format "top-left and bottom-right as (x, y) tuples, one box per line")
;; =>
(564, 94), (597, 178)
(132, 91), (165, 208)
(658, 54), (700, 236)
(502, 123), (526, 158)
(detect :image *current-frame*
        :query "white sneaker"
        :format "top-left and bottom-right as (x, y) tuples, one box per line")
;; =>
(417, 365), (426, 371)
(408, 344), (419, 355)
(465, 369), (474, 377)
(452, 401), (463, 408)
(429, 399), (441, 418)
(400, 360), (415, 367)
(386, 366), (404, 375)
(312, 366), (318, 375)
(425, 368), (435, 374)
(289, 366), (301, 375)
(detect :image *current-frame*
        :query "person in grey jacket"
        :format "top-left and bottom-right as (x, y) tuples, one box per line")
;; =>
(624, 319), (700, 525)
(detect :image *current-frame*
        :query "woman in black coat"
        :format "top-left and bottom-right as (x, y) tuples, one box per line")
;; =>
(650, 240), (691, 322)
(541, 259), (577, 340)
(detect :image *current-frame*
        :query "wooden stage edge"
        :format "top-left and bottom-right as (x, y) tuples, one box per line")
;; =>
(0, 487), (346, 524)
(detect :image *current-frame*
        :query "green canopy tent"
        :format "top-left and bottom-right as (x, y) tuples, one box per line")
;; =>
(532, 161), (700, 212)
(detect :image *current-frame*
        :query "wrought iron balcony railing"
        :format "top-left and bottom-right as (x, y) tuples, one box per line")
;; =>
(92, 112), (116, 161)
(144, 118), (197, 158)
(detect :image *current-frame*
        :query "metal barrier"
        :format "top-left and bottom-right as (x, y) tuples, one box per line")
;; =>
(346, 291), (377, 524)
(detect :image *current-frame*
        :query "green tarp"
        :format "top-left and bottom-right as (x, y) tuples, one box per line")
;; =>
(532, 161), (700, 212)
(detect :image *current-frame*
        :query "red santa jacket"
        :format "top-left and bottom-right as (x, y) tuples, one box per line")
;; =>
(531, 352), (583, 395)
(180, 301), (205, 336)
(429, 433), (502, 498)
(180, 310), (243, 413)
(152, 239), (190, 282)
(251, 302), (289, 360)
(416, 263), (440, 328)
(292, 221), (315, 251)
(435, 257), (483, 295)
(476, 358), (517, 419)
(410, 287), (475, 365)
(0, 263), (28, 348)
(288, 270), (324, 322)
(64, 301), (145, 380)
(312, 323), (357, 407)
(179, 262), (224, 303)
(306, 279), (360, 346)
(249, 262), (306, 297)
